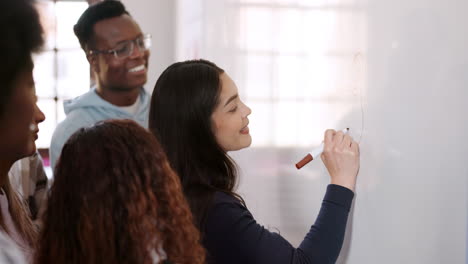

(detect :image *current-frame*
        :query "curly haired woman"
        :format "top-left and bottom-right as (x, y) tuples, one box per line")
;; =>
(34, 120), (205, 264)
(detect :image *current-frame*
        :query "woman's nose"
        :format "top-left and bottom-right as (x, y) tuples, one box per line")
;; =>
(34, 103), (45, 123)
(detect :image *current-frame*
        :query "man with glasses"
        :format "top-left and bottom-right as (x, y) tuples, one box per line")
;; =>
(50, 0), (151, 169)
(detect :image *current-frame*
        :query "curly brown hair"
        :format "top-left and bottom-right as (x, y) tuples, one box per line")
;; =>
(34, 120), (205, 264)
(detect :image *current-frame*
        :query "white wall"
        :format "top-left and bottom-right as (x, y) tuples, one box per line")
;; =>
(174, 0), (468, 263)
(122, 0), (176, 92)
(350, 1), (468, 262)
(129, 0), (468, 262)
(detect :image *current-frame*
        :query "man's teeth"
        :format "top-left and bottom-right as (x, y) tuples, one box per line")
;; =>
(129, 65), (145, 72)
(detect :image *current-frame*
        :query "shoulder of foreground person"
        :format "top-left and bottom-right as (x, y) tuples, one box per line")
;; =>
(0, 231), (26, 264)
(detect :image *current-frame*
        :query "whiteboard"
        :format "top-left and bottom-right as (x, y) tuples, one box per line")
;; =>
(131, 0), (468, 262)
(230, 0), (468, 263)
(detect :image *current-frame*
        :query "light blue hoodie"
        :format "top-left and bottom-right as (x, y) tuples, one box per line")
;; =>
(49, 87), (149, 170)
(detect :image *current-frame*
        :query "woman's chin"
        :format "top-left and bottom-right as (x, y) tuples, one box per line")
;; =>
(24, 143), (37, 157)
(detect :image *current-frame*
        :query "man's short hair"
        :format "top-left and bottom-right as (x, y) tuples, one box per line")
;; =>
(0, 0), (43, 118)
(74, 0), (130, 51)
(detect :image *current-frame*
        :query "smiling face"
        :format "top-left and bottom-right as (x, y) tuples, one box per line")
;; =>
(0, 66), (45, 162)
(90, 14), (150, 92)
(211, 73), (252, 152)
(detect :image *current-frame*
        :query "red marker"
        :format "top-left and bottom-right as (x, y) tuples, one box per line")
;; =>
(295, 128), (349, 169)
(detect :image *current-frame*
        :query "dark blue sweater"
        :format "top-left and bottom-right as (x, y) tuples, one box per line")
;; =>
(203, 184), (354, 264)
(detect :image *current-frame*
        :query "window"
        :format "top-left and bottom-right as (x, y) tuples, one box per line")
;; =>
(176, 0), (367, 147)
(34, 0), (90, 151)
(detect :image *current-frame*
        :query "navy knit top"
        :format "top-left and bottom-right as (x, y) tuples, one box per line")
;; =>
(203, 184), (354, 264)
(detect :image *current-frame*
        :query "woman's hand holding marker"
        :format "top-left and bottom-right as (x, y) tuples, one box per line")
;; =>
(321, 129), (360, 192)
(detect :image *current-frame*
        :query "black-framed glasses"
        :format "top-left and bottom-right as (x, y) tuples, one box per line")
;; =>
(88, 34), (151, 59)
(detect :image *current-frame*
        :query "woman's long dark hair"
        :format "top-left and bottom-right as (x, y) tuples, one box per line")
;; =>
(149, 59), (243, 230)
(35, 120), (205, 264)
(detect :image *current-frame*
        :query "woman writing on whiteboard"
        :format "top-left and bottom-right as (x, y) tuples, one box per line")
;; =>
(149, 59), (360, 264)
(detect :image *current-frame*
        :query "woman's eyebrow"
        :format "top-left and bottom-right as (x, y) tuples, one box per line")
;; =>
(224, 94), (238, 107)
